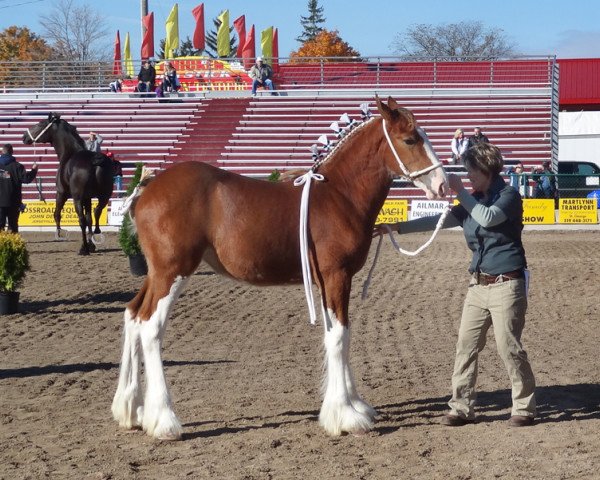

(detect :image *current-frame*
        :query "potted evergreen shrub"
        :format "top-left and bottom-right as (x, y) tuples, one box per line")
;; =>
(0, 232), (30, 314)
(118, 162), (148, 276)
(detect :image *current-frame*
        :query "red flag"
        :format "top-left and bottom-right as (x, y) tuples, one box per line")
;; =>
(141, 12), (154, 59)
(272, 28), (279, 72)
(233, 15), (245, 59)
(242, 24), (255, 69)
(113, 30), (122, 76)
(192, 3), (205, 51)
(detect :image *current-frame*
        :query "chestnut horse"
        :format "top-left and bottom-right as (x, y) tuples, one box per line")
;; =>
(23, 113), (114, 255)
(112, 97), (448, 440)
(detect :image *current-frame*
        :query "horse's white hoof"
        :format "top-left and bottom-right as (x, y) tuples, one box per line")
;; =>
(319, 403), (374, 436)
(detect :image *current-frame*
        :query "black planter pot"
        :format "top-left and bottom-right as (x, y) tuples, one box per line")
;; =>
(128, 254), (148, 276)
(0, 291), (20, 315)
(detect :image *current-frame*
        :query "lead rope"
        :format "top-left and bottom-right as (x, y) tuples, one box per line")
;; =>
(361, 206), (452, 300)
(293, 170), (325, 325)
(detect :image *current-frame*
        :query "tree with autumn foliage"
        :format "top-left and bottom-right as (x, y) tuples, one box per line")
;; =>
(0, 26), (54, 61)
(0, 26), (56, 89)
(290, 29), (360, 62)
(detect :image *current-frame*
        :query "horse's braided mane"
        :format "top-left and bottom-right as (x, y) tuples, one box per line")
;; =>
(312, 116), (376, 172)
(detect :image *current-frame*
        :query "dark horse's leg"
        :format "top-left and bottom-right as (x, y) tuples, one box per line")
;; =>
(54, 192), (68, 240)
(84, 198), (96, 253)
(73, 198), (91, 255)
(93, 196), (110, 235)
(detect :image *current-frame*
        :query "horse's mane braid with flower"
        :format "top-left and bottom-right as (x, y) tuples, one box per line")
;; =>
(312, 116), (376, 173)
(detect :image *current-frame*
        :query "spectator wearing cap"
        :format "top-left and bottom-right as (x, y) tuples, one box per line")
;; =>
(249, 57), (275, 96)
(137, 59), (156, 93)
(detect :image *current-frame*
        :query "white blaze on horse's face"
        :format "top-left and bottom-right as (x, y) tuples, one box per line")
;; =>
(413, 128), (448, 199)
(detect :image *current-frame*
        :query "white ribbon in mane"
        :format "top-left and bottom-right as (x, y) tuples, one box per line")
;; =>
(293, 170), (325, 324)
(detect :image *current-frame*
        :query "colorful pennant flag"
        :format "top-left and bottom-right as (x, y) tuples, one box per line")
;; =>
(123, 32), (134, 77)
(216, 9), (230, 57)
(233, 15), (246, 59)
(165, 3), (179, 59)
(113, 30), (122, 76)
(261, 26), (273, 60)
(141, 12), (154, 59)
(192, 3), (205, 51)
(242, 24), (255, 69)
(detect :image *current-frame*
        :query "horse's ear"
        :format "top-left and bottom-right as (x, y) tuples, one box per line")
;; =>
(376, 95), (397, 122)
(49, 112), (61, 121)
(387, 96), (400, 110)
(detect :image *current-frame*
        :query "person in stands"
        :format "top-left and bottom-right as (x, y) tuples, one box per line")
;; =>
(450, 128), (469, 165)
(0, 144), (38, 232)
(85, 132), (103, 153)
(376, 142), (536, 428)
(109, 78), (123, 93)
(249, 57), (275, 96)
(137, 59), (156, 93)
(468, 127), (490, 148)
(161, 62), (180, 93)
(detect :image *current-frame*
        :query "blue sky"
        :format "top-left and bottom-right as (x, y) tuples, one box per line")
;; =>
(3, 0), (600, 59)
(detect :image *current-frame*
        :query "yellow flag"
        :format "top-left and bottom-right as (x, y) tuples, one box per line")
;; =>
(217, 9), (229, 57)
(165, 3), (179, 59)
(123, 32), (134, 77)
(260, 26), (273, 60)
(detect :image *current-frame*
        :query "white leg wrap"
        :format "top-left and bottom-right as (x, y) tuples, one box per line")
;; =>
(112, 309), (144, 429)
(319, 308), (374, 436)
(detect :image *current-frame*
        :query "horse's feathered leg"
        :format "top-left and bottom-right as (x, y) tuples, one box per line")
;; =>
(112, 297), (145, 430)
(319, 271), (374, 436)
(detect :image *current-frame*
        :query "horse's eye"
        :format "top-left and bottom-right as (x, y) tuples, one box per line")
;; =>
(404, 138), (417, 146)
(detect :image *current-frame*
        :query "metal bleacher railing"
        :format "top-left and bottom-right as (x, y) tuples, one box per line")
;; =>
(0, 55), (557, 93)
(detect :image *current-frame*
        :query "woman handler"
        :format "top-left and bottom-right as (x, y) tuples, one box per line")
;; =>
(379, 142), (536, 427)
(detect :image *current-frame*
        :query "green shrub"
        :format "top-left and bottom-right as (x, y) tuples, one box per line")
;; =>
(0, 232), (30, 292)
(118, 163), (144, 256)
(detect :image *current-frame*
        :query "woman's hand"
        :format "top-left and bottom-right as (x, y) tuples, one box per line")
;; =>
(373, 223), (398, 238)
(448, 173), (465, 194)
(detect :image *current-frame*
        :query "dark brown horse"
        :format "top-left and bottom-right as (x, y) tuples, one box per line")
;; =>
(23, 113), (114, 255)
(111, 96), (448, 440)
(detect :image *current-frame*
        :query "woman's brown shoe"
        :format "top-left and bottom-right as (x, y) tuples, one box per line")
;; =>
(508, 415), (534, 427)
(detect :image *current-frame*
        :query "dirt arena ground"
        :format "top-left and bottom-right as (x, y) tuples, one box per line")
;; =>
(1, 230), (599, 479)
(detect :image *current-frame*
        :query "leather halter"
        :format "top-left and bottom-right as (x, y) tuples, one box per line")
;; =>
(382, 120), (443, 180)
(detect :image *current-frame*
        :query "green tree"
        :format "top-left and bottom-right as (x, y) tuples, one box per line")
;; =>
(296, 0), (326, 44)
(391, 21), (516, 60)
(157, 36), (200, 59)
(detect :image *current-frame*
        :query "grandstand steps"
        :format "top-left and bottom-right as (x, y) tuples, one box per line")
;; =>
(0, 97), (207, 199)
(171, 98), (251, 165)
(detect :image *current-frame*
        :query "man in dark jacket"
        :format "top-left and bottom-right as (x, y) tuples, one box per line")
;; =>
(137, 59), (156, 93)
(468, 127), (489, 148)
(0, 144), (38, 232)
